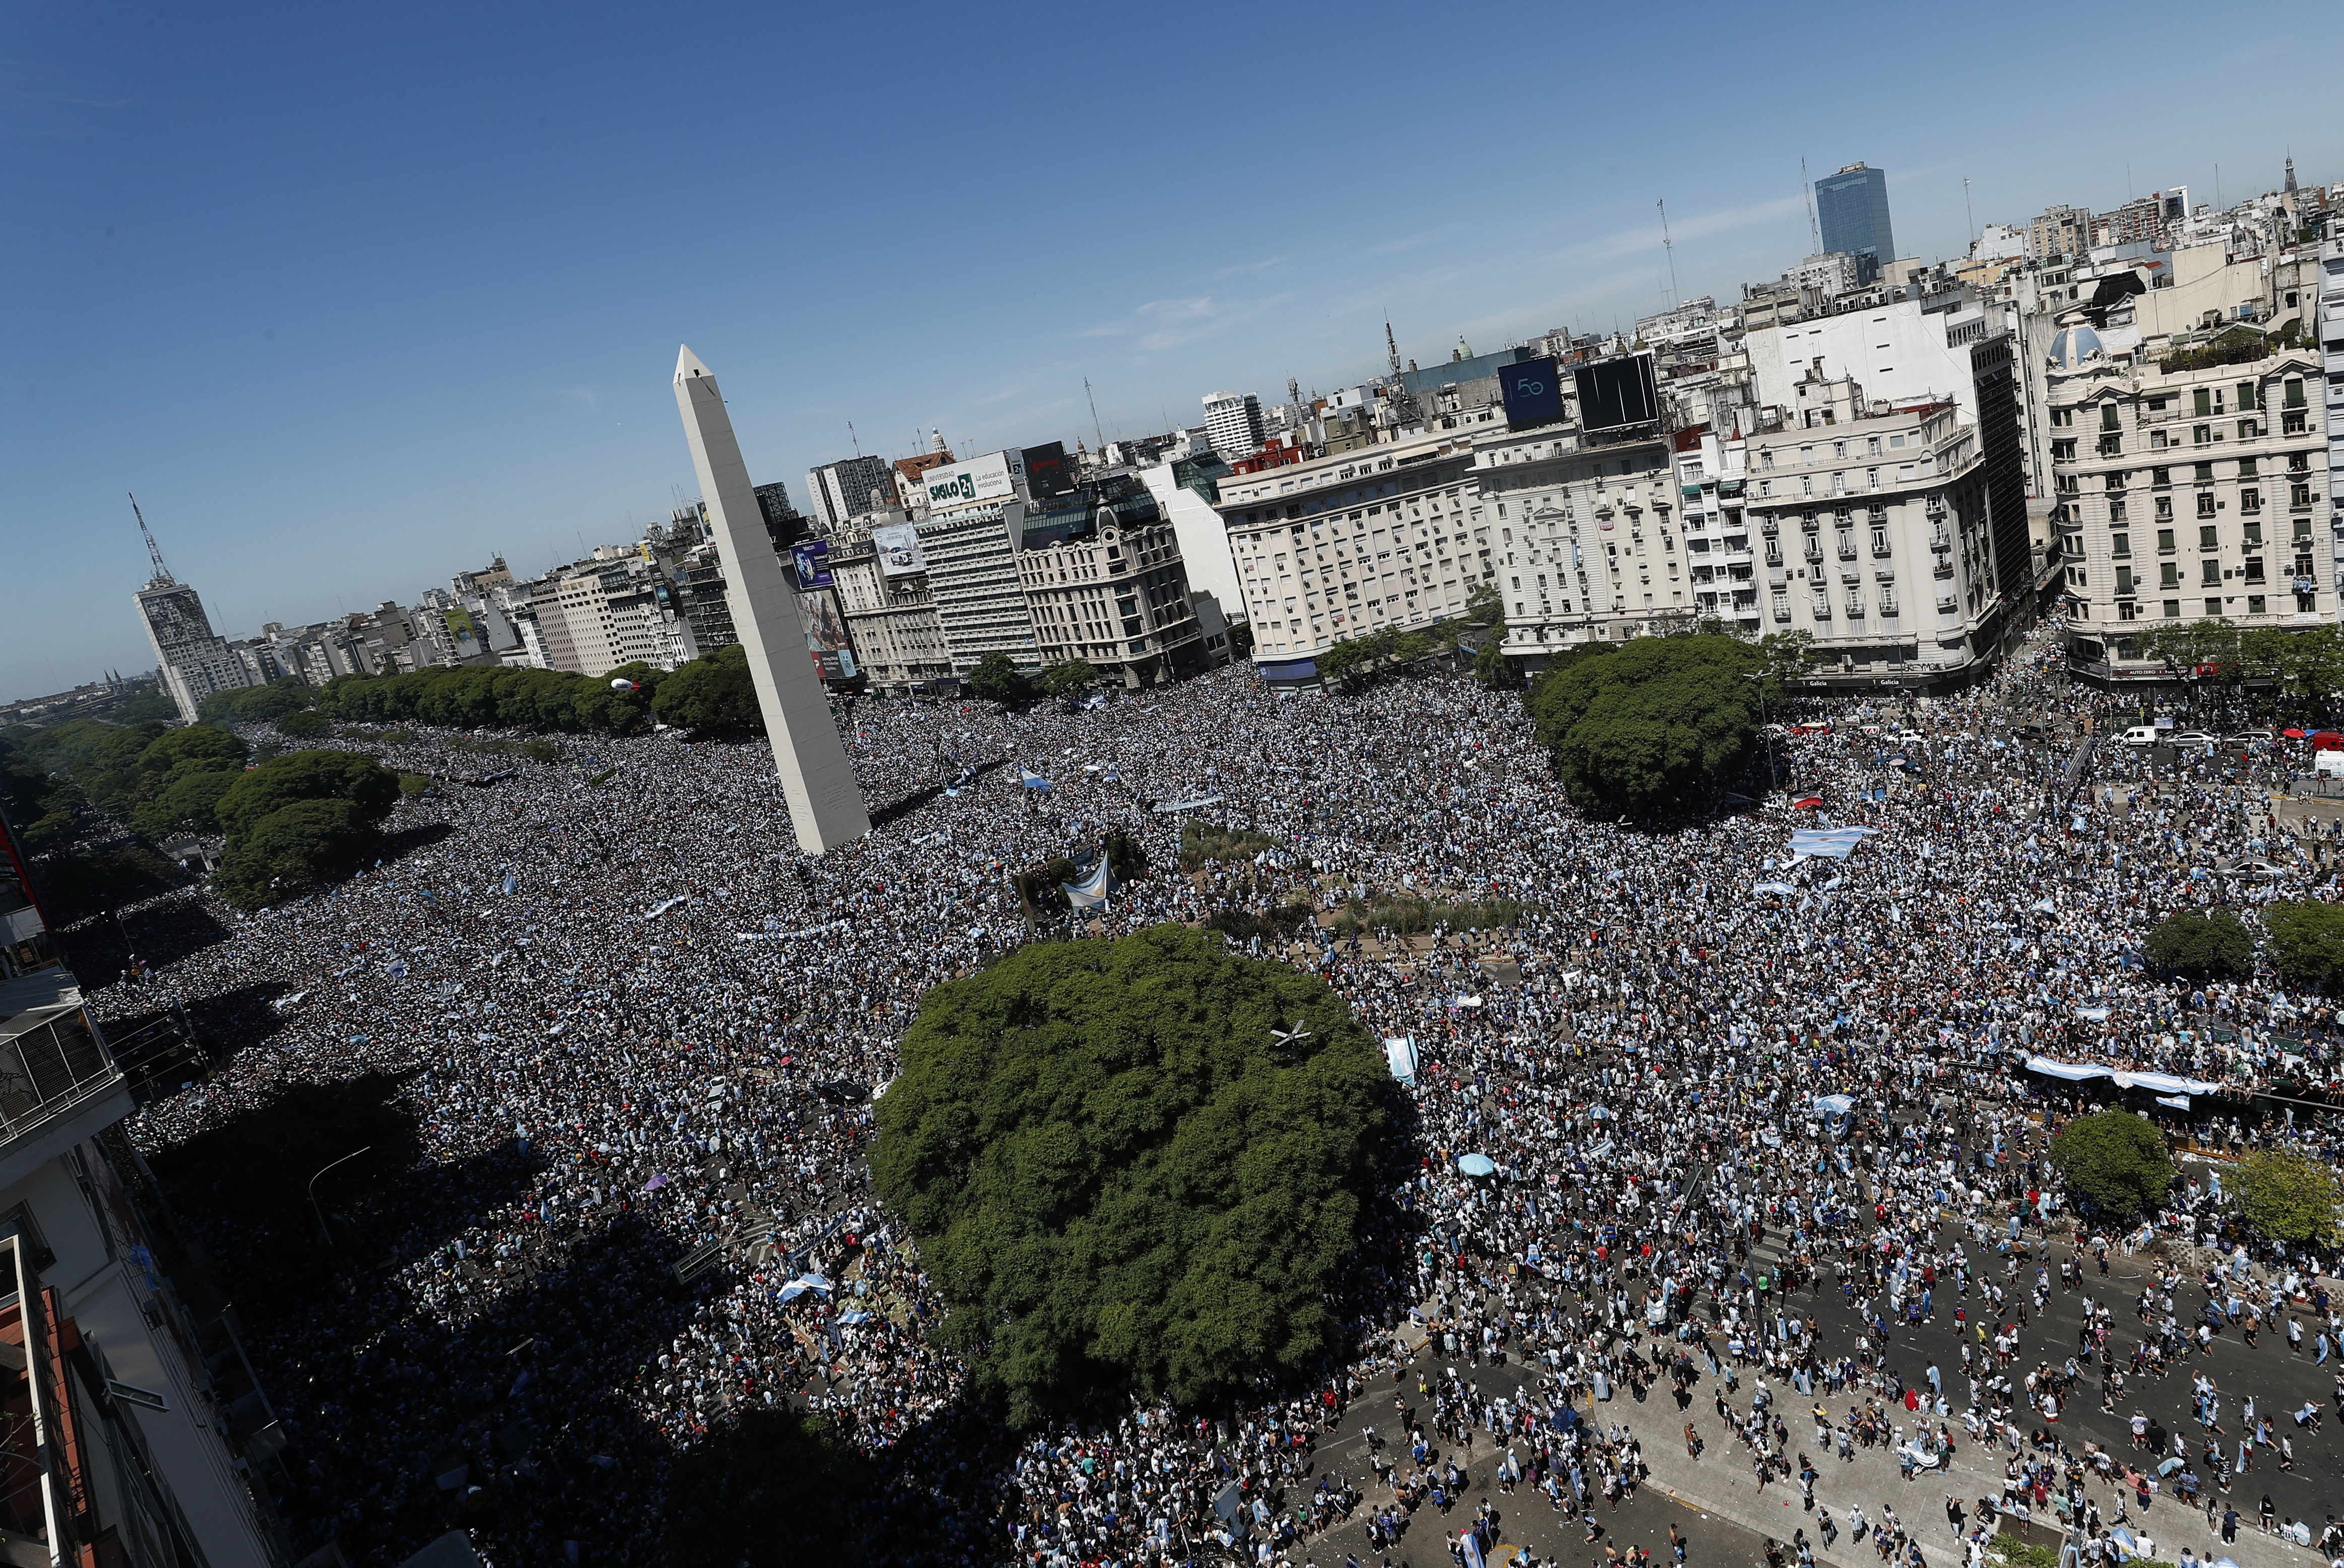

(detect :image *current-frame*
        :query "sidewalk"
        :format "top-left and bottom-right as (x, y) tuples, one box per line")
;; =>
(1629, 1375), (2323, 1568)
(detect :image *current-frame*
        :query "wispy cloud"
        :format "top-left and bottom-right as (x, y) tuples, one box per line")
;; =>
(1547, 192), (1810, 270)
(550, 385), (599, 413)
(1206, 255), (1286, 281)
(1078, 293), (1293, 354)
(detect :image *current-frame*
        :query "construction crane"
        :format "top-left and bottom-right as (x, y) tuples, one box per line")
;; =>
(129, 493), (173, 584)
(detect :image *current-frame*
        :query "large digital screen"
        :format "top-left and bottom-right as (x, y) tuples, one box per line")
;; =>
(1573, 354), (1661, 431)
(1022, 441), (1075, 498)
(872, 523), (927, 577)
(796, 587), (857, 683)
(790, 541), (833, 592)
(1499, 357), (1563, 429)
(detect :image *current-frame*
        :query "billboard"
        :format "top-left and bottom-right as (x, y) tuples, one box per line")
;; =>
(1022, 441), (1075, 498)
(872, 522), (928, 577)
(790, 540), (833, 592)
(1572, 354), (1661, 432)
(796, 586), (857, 682)
(922, 450), (1025, 512)
(1499, 357), (1563, 429)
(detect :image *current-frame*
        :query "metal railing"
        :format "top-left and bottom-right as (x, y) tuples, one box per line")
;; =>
(0, 1008), (121, 1145)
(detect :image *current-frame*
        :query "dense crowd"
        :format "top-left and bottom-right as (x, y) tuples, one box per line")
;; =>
(75, 633), (2344, 1566)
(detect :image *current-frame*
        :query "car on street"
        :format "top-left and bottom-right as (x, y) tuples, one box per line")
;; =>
(2171, 730), (2219, 747)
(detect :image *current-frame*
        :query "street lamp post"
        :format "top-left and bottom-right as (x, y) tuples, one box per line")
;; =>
(308, 1146), (372, 1249)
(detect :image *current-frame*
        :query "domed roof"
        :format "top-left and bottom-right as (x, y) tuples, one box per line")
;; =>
(2049, 323), (2103, 368)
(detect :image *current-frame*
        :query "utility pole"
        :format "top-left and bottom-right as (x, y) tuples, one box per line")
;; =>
(1658, 199), (1680, 307)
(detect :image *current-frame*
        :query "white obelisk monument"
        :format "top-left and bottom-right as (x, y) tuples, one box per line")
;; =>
(672, 345), (870, 854)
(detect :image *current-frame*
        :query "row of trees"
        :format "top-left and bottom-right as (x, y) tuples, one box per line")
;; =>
(295, 642), (770, 737)
(1317, 585), (1512, 692)
(2050, 1111), (2340, 1245)
(2132, 619), (2344, 709)
(964, 653), (1104, 707)
(2144, 902), (2344, 988)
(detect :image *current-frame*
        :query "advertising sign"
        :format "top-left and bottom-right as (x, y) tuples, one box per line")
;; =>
(1021, 441), (1074, 499)
(1499, 357), (1563, 430)
(1572, 353), (1662, 431)
(922, 450), (1025, 512)
(790, 541), (833, 592)
(872, 522), (928, 577)
(796, 586), (857, 682)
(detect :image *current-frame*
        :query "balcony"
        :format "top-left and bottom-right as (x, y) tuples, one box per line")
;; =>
(1933, 560), (1954, 579)
(1937, 596), (1959, 614)
(0, 971), (129, 1186)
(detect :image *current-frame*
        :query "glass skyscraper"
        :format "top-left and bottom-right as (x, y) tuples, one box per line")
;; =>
(1814, 163), (1894, 285)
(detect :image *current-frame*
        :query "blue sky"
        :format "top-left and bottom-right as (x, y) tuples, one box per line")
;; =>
(6, 1), (2334, 697)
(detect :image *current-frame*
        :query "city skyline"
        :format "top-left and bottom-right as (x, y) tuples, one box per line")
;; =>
(6, 0), (2336, 695)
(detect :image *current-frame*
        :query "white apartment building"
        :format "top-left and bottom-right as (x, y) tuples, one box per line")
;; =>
(1200, 391), (1265, 462)
(2050, 335), (2331, 677)
(1742, 367), (2007, 684)
(1210, 433), (1489, 669)
(1480, 426), (1685, 658)
(2322, 238), (2344, 577)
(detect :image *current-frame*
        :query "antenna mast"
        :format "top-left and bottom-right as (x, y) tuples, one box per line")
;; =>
(1658, 199), (1680, 306)
(1085, 377), (1106, 451)
(129, 493), (173, 583)
(1801, 158), (1820, 254)
(1384, 316), (1402, 378)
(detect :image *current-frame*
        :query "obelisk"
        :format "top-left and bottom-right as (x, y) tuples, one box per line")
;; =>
(672, 345), (870, 854)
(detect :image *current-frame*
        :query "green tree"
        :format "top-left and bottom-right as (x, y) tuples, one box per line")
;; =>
(2049, 1110), (2173, 1218)
(216, 750), (400, 841)
(871, 925), (1392, 1426)
(1527, 633), (1765, 817)
(275, 709), (331, 739)
(663, 1409), (871, 1567)
(2260, 900), (2344, 989)
(1038, 659), (1100, 698)
(1756, 629), (1817, 686)
(2141, 907), (2255, 982)
(652, 644), (764, 733)
(129, 767), (242, 840)
(1228, 621), (1255, 659)
(138, 725), (248, 780)
(2231, 1150), (2342, 1247)
(213, 798), (375, 906)
(965, 650), (1032, 706)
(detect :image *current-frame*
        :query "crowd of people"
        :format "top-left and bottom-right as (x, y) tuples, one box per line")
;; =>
(71, 629), (2344, 1566)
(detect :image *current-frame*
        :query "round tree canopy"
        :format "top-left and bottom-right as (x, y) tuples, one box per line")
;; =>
(871, 924), (1395, 1426)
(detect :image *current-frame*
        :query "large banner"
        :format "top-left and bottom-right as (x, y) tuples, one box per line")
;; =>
(872, 522), (927, 577)
(795, 586), (857, 682)
(790, 540), (834, 592)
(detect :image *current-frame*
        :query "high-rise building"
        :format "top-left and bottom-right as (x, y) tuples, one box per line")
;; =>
(1200, 391), (1266, 461)
(801, 456), (893, 534)
(2028, 205), (2093, 261)
(134, 579), (252, 723)
(1814, 163), (1895, 286)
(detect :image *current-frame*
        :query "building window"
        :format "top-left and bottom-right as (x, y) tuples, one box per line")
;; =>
(2248, 595), (2267, 615)
(2163, 600), (2181, 618)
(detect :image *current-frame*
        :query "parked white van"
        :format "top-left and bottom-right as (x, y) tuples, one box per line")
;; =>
(2120, 726), (2161, 747)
